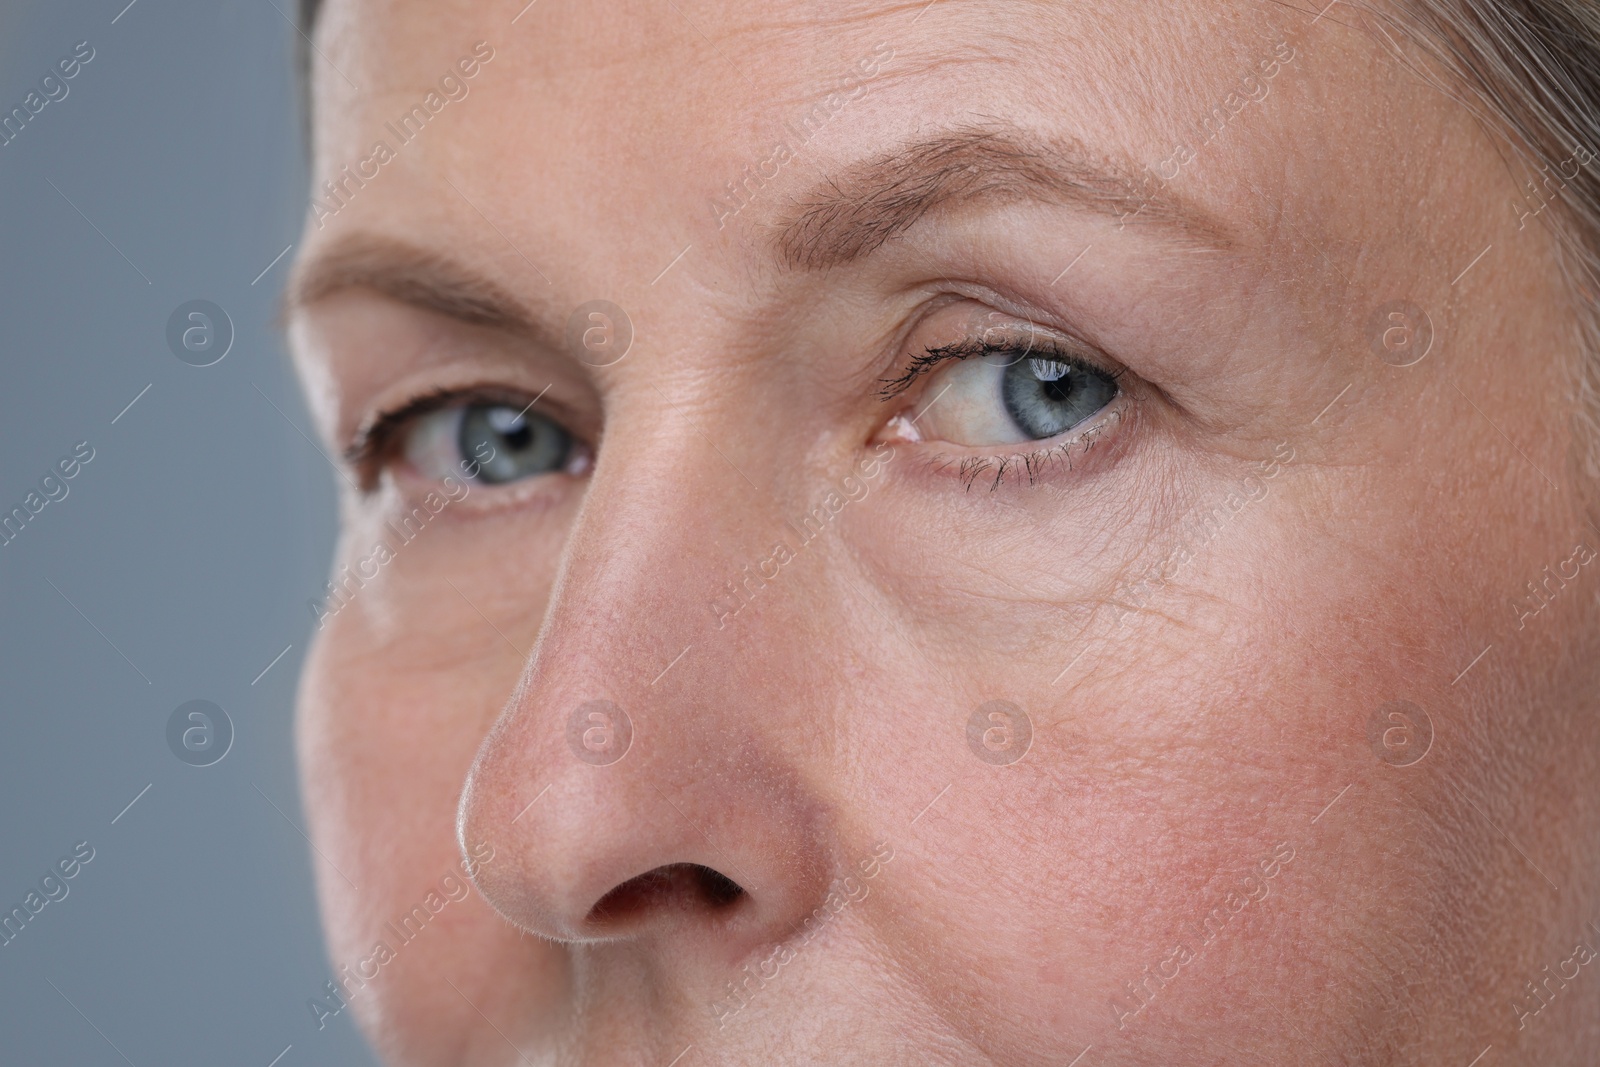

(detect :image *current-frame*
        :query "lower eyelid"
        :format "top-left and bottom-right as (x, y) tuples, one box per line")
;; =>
(923, 397), (1132, 490)
(379, 468), (574, 523)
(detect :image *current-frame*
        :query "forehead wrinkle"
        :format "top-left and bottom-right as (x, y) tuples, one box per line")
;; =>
(691, 0), (1082, 116)
(775, 122), (1238, 272)
(746, 42), (1024, 117)
(712, 0), (1063, 45)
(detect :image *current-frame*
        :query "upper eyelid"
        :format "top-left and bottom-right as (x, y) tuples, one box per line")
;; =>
(877, 346), (967, 401)
(348, 387), (484, 466)
(877, 335), (1119, 402)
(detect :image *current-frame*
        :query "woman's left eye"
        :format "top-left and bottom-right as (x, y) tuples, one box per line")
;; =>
(906, 346), (1121, 447)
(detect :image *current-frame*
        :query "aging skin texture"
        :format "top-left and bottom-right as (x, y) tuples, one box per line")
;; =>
(287, 0), (1600, 1063)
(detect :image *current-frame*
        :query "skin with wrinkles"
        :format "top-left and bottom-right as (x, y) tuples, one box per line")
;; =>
(287, 0), (1600, 1063)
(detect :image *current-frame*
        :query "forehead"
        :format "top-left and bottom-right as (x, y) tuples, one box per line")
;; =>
(303, 0), (1361, 266)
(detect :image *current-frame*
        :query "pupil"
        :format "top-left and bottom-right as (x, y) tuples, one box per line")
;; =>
(1040, 377), (1073, 404)
(501, 421), (532, 450)
(486, 407), (531, 448)
(1032, 359), (1075, 405)
(1000, 354), (1116, 440)
(460, 404), (570, 484)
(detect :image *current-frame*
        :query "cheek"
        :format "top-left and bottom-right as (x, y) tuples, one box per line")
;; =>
(296, 513), (569, 1048)
(327, 500), (572, 654)
(840, 467), (1488, 1057)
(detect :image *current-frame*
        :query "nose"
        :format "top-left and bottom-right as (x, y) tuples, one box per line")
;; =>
(457, 411), (837, 956)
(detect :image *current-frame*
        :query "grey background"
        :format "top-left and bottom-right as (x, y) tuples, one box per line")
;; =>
(0, 1), (375, 1064)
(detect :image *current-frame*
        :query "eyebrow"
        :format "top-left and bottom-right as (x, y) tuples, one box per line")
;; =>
(286, 127), (1233, 327)
(776, 124), (1237, 271)
(284, 235), (553, 341)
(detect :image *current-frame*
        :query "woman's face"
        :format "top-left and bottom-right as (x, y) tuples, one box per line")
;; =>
(287, 0), (1600, 1063)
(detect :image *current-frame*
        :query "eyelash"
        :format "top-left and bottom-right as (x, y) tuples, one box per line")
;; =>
(345, 384), (537, 492)
(879, 336), (1128, 491)
(942, 408), (1126, 491)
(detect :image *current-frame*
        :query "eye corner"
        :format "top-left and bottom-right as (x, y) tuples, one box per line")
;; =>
(342, 426), (392, 496)
(877, 346), (957, 403)
(342, 385), (473, 489)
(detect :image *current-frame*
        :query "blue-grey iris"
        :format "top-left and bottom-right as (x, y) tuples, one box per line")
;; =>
(460, 404), (571, 484)
(1000, 357), (1117, 440)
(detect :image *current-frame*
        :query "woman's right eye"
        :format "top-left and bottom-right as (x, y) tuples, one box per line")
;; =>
(403, 401), (578, 485)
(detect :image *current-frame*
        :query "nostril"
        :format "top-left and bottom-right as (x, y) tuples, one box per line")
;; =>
(696, 865), (745, 908)
(587, 863), (746, 927)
